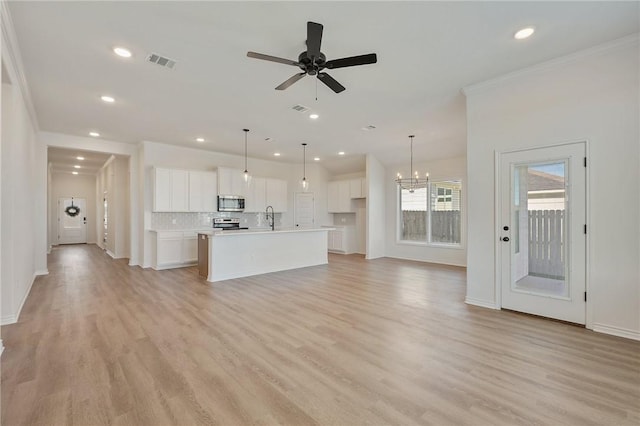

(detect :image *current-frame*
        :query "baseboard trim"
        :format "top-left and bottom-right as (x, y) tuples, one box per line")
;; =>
(465, 297), (499, 310)
(386, 255), (466, 268)
(593, 323), (640, 341)
(1, 314), (17, 325)
(1, 271), (41, 325)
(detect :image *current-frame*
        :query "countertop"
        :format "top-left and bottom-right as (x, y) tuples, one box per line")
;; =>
(198, 227), (334, 237)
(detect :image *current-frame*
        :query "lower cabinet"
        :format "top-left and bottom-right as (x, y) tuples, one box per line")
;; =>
(151, 230), (199, 269)
(323, 225), (356, 254)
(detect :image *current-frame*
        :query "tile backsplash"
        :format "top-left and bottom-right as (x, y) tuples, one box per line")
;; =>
(151, 212), (282, 230)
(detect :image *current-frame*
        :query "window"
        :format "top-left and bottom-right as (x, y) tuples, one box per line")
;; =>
(400, 187), (427, 241)
(399, 180), (462, 246)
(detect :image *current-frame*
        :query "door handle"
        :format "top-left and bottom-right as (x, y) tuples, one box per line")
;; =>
(502, 237), (510, 242)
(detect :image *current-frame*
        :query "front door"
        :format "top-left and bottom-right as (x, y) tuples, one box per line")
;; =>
(58, 197), (87, 244)
(499, 142), (586, 324)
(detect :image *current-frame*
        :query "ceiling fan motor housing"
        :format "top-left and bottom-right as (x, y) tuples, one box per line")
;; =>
(298, 51), (326, 75)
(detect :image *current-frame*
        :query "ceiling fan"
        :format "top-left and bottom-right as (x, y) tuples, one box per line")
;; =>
(247, 21), (377, 93)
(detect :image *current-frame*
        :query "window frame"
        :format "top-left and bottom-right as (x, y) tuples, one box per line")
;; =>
(396, 178), (464, 249)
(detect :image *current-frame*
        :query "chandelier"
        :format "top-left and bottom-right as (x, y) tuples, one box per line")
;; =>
(396, 135), (429, 193)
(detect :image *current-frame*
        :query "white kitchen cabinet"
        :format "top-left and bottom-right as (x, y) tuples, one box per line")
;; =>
(245, 177), (267, 212)
(153, 168), (189, 212)
(182, 232), (198, 263)
(266, 178), (288, 212)
(217, 167), (246, 196)
(323, 225), (356, 254)
(349, 178), (366, 199)
(151, 230), (200, 269)
(189, 171), (217, 212)
(327, 180), (352, 213)
(155, 231), (183, 266)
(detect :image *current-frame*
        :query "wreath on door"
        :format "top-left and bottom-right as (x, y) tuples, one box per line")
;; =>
(65, 199), (81, 217)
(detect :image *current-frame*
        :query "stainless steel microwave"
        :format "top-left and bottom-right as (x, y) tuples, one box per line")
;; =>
(217, 195), (245, 212)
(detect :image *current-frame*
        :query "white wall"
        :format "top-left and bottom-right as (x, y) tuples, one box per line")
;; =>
(464, 36), (640, 339)
(366, 154), (386, 259)
(1, 81), (42, 324)
(385, 156), (467, 266)
(50, 172), (98, 244)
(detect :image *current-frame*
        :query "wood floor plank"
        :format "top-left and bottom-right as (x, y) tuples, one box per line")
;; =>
(2, 244), (639, 425)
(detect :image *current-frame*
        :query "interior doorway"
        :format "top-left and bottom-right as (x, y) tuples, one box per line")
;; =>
(499, 142), (586, 324)
(294, 192), (315, 228)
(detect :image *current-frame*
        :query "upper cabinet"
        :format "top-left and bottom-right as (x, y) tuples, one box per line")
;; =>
(153, 168), (217, 212)
(266, 178), (288, 212)
(153, 168), (189, 212)
(189, 171), (217, 212)
(327, 180), (352, 213)
(245, 177), (267, 212)
(327, 178), (366, 213)
(349, 178), (367, 199)
(217, 167), (246, 196)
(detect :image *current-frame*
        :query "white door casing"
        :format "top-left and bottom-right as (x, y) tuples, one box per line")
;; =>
(295, 192), (315, 228)
(58, 197), (87, 244)
(499, 142), (586, 324)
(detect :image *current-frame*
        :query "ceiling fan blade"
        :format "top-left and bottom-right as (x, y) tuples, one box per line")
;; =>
(318, 72), (346, 93)
(247, 51), (301, 67)
(275, 73), (306, 90)
(325, 53), (377, 69)
(306, 21), (323, 60)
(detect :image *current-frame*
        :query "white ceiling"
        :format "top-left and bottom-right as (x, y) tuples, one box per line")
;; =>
(8, 1), (639, 175)
(48, 147), (112, 176)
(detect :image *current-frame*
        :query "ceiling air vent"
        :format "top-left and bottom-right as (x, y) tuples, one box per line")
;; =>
(147, 53), (176, 69)
(291, 104), (310, 113)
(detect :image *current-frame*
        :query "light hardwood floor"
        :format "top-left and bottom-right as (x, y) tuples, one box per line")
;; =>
(2, 245), (639, 425)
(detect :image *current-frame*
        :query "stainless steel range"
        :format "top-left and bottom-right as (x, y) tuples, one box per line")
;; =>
(213, 218), (248, 231)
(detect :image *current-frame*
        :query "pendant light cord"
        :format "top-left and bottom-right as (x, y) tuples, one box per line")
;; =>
(302, 143), (307, 180)
(409, 135), (414, 191)
(243, 129), (249, 173)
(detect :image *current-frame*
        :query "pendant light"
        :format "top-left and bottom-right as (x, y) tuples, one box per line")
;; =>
(300, 143), (309, 191)
(242, 128), (251, 185)
(396, 135), (429, 193)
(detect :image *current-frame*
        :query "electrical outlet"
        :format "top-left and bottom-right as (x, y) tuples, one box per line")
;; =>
(172, 219), (177, 225)
(341, 218), (346, 223)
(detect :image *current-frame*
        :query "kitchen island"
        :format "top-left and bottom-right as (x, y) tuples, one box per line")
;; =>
(198, 228), (332, 282)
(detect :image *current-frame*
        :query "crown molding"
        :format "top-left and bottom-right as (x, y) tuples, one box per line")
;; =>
(462, 33), (640, 96)
(1, 0), (40, 130)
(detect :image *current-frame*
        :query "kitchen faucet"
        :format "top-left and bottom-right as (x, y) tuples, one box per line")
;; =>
(265, 206), (275, 231)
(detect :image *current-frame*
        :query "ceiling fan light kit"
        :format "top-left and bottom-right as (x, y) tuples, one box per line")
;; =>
(247, 21), (377, 93)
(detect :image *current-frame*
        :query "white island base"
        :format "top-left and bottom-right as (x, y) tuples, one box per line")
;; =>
(202, 228), (331, 282)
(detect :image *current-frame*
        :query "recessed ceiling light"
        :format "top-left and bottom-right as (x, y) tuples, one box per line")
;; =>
(72, 171), (79, 175)
(309, 114), (319, 120)
(314, 157), (320, 161)
(274, 152), (281, 157)
(362, 125), (376, 131)
(113, 47), (132, 58)
(101, 95), (115, 103)
(196, 137), (205, 143)
(265, 137), (273, 142)
(338, 151), (345, 156)
(89, 131), (100, 137)
(74, 165), (81, 169)
(514, 27), (535, 40)
(76, 156), (85, 161)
